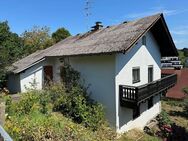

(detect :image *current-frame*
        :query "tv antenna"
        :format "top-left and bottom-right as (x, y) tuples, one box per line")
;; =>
(84, 0), (92, 30)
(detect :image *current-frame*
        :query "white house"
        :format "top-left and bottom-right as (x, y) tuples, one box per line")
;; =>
(7, 13), (177, 133)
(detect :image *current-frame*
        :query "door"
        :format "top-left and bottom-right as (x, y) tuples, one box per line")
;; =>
(148, 66), (153, 83)
(44, 66), (53, 86)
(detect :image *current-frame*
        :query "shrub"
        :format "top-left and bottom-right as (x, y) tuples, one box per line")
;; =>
(53, 84), (105, 130)
(15, 91), (40, 115)
(156, 110), (172, 127)
(44, 83), (66, 103)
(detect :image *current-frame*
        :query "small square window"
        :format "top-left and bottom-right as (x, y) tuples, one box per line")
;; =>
(132, 67), (140, 84)
(142, 36), (146, 45)
(133, 106), (140, 119)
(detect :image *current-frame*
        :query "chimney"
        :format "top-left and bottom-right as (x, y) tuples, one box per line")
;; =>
(91, 21), (103, 31)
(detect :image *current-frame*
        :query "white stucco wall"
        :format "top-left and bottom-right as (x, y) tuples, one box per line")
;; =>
(67, 55), (117, 127)
(20, 58), (55, 93)
(20, 62), (43, 92)
(115, 31), (161, 133)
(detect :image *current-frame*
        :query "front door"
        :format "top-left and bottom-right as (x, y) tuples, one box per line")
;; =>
(44, 66), (53, 86)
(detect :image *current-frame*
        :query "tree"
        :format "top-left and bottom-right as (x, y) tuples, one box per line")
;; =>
(21, 26), (53, 55)
(52, 27), (71, 43)
(0, 21), (23, 88)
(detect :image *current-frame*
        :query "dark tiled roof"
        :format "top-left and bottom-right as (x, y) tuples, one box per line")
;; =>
(11, 13), (176, 73)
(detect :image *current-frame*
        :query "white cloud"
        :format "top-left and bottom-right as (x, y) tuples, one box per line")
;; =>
(171, 26), (188, 35)
(125, 7), (188, 19)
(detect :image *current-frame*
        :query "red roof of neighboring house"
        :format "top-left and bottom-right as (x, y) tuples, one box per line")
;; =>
(162, 69), (188, 99)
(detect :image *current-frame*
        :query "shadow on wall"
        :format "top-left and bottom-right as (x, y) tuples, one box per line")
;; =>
(119, 95), (159, 128)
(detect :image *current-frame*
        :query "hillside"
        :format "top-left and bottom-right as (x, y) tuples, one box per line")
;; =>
(178, 48), (188, 67)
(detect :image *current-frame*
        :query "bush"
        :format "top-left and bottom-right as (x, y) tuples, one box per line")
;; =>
(157, 110), (172, 127)
(53, 65), (105, 130)
(53, 84), (105, 130)
(15, 91), (41, 115)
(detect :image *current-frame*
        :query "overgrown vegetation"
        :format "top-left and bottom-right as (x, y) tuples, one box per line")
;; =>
(2, 65), (116, 140)
(157, 98), (188, 140)
(3, 91), (115, 141)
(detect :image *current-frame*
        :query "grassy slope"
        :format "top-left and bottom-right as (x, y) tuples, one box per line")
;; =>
(4, 93), (188, 141)
(162, 98), (188, 130)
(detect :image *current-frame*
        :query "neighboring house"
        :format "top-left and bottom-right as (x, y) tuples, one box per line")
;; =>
(161, 56), (183, 69)
(7, 13), (177, 133)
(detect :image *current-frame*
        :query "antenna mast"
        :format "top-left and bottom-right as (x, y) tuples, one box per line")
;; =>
(84, 0), (92, 30)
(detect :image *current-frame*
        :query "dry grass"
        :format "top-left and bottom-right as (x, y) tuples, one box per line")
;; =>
(118, 129), (160, 141)
(162, 98), (188, 130)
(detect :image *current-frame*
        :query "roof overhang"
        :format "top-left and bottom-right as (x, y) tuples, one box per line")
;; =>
(123, 14), (178, 57)
(150, 14), (178, 57)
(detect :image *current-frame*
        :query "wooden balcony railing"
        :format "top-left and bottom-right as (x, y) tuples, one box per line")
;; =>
(119, 74), (177, 108)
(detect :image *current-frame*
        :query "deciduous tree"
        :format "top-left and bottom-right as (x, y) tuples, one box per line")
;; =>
(52, 27), (71, 43)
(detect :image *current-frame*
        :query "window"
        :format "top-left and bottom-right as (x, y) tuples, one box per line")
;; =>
(133, 106), (140, 119)
(148, 65), (153, 83)
(142, 36), (146, 45)
(148, 97), (153, 109)
(132, 67), (140, 83)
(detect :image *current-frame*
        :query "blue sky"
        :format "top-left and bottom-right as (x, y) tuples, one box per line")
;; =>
(0, 0), (188, 49)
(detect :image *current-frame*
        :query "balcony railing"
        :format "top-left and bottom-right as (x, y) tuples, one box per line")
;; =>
(119, 74), (177, 108)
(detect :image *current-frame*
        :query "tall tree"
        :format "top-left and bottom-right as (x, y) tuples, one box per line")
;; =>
(21, 26), (53, 56)
(52, 27), (71, 43)
(0, 21), (23, 88)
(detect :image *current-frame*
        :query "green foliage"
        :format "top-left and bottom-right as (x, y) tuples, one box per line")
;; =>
(157, 110), (172, 127)
(4, 86), (115, 140)
(60, 64), (80, 89)
(21, 26), (54, 55)
(52, 27), (71, 43)
(53, 64), (104, 130)
(178, 49), (186, 67)
(53, 84), (105, 130)
(0, 21), (23, 88)
(15, 91), (41, 115)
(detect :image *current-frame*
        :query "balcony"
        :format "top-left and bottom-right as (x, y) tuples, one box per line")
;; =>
(119, 74), (177, 108)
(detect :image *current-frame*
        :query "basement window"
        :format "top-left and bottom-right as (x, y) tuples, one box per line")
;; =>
(142, 36), (146, 46)
(148, 97), (153, 109)
(132, 67), (140, 84)
(133, 106), (140, 119)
